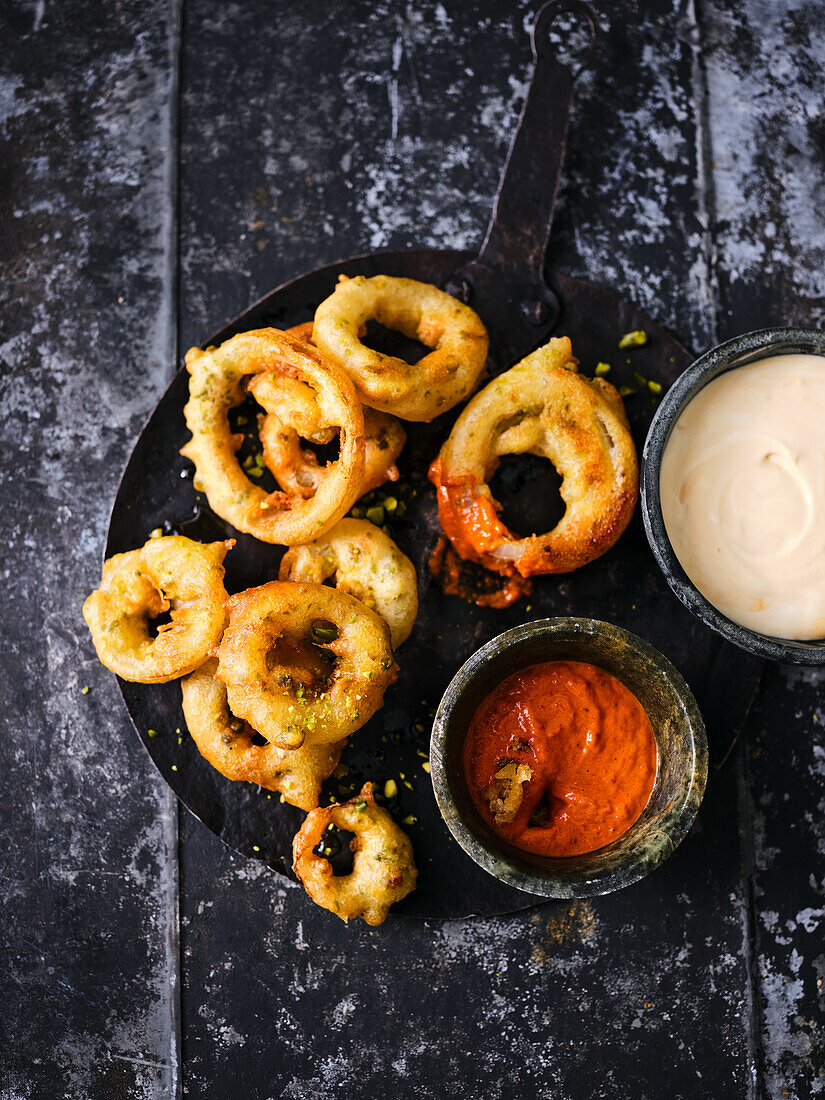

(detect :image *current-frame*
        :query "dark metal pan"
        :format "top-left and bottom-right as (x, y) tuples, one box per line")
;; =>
(107, 1), (763, 919)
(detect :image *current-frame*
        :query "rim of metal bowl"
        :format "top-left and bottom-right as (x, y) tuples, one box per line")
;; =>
(430, 617), (708, 899)
(641, 326), (825, 665)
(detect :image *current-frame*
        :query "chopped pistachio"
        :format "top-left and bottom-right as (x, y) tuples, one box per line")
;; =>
(384, 779), (398, 799)
(619, 330), (648, 348)
(81, 686), (90, 695)
(311, 618), (339, 643)
(247, 467), (263, 478)
(236, 415), (248, 426)
(149, 527), (163, 539)
(279, 794), (285, 803)
(648, 380), (663, 395)
(618, 385), (637, 398)
(421, 761), (431, 773)
(147, 729), (159, 738)
(354, 798), (367, 812)
(171, 764), (178, 771)
(365, 505), (385, 525)
(383, 496), (398, 513)
(402, 815), (417, 826)
(252, 845), (260, 852)
(594, 362), (611, 376)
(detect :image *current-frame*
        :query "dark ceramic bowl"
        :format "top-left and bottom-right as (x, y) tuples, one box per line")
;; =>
(430, 618), (707, 899)
(642, 326), (825, 664)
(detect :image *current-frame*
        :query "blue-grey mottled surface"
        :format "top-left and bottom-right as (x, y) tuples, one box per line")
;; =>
(2, 0), (824, 1097)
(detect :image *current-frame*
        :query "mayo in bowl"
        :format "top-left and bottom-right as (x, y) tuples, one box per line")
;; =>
(659, 353), (825, 640)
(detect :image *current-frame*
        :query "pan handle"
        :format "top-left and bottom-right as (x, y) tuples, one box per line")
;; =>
(446, 1), (599, 371)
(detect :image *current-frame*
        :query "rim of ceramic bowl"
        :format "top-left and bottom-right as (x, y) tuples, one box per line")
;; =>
(430, 617), (708, 899)
(641, 326), (825, 665)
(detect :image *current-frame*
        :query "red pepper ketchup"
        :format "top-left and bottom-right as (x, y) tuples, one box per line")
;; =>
(463, 661), (657, 857)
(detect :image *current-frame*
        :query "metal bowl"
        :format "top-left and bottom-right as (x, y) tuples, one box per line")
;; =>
(641, 327), (825, 665)
(430, 618), (707, 899)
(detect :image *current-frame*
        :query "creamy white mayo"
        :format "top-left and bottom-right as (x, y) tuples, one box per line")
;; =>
(659, 353), (825, 640)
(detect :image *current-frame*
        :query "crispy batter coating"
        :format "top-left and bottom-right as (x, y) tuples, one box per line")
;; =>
(180, 328), (365, 544)
(429, 337), (638, 576)
(82, 536), (233, 683)
(279, 519), (418, 649)
(292, 782), (417, 925)
(485, 761), (533, 825)
(216, 581), (397, 750)
(181, 659), (344, 809)
(251, 376), (405, 500)
(313, 274), (488, 422)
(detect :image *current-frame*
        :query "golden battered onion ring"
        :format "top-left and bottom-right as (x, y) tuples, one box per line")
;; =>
(216, 581), (396, 750)
(181, 328), (365, 544)
(292, 782), (417, 925)
(279, 519), (419, 649)
(82, 536), (233, 683)
(250, 375), (405, 500)
(429, 337), (639, 577)
(181, 659), (344, 809)
(312, 274), (488, 422)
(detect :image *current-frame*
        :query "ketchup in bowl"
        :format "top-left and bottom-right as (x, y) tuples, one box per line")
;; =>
(462, 661), (657, 857)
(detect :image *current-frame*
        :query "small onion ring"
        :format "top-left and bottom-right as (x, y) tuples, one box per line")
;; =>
(82, 535), (233, 683)
(181, 659), (344, 809)
(181, 328), (365, 544)
(429, 337), (639, 577)
(312, 274), (489, 422)
(249, 376), (405, 500)
(279, 519), (419, 649)
(292, 782), (417, 925)
(216, 580), (396, 750)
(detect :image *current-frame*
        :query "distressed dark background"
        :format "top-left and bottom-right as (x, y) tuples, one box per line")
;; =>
(2, 0), (824, 1097)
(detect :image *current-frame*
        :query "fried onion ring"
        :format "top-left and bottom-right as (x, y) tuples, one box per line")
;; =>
(312, 274), (488, 422)
(82, 535), (233, 683)
(429, 337), (639, 577)
(181, 659), (344, 809)
(279, 519), (419, 649)
(216, 581), (396, 750)
(292, 782), (417, 925)
(249, 374), (405, 500)
(181, 328), (365, 544)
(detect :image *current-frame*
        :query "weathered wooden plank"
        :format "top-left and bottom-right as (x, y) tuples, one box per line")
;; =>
(702, 3), (825, 1095)
(177, 1), (758, 1096)
(0, 0), (181, 1096)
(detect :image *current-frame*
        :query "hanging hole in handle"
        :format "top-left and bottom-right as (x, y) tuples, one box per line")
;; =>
(531, 0), (600, 76)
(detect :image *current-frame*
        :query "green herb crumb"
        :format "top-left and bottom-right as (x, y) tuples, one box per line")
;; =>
(619, 330), (648, 348)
